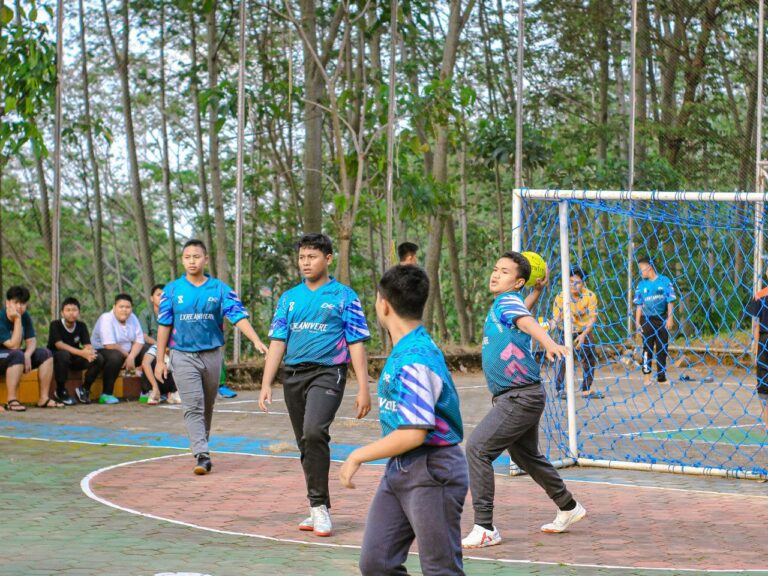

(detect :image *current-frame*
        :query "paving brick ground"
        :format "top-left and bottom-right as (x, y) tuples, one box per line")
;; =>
(1, 374), (767, 575)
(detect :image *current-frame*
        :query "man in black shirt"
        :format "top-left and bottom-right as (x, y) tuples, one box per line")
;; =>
(48, 297), (105, 405)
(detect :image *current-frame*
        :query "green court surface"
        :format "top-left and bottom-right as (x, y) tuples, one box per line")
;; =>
(637, 425), (768, 446)
(4, 436), (759, 576)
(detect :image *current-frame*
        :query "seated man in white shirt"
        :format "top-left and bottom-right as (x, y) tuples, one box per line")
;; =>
(91, 293), (147, 404)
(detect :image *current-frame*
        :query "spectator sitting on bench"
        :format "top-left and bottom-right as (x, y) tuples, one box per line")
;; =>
(47, 297), (106, 405)
(140, 344), (180, 405)
(0, 285), (60, 410)
(91, 293), (148, 405)
(139, 284), (164, 346)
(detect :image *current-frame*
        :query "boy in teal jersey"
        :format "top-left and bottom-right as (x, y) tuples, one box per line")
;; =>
(462, 251), (586, 549)
(260, 233), (371, 537)
(340, 265), (467, 576)
(155, 239), (268, 475)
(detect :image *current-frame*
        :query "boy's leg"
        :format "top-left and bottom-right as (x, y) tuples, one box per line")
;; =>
(1, 350), (25, 404)
(504, 389), (574, 508)
(30, 349), (55, 401)
(466, 389), (539, 527)
(170, 351), (210, 456)
(641, 318), (654, 380)
(52, 350), (72, 394)
(655, 319), (669, 381)
(198, 349), (222, 441)
(282, 367), (310, 458)
(405, 447), (468, 576)
(83, 353), (105, 388)
(580, 334), (598, 392)
(99, 349), (125, 396)
(301, 366), (346, 508)
(359, 461), (414, 576)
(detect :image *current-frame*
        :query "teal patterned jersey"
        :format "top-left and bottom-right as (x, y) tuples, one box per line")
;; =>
(377, 325), (463, 446)
(482, 291), (541, 395)
(268, 277), (370, 366)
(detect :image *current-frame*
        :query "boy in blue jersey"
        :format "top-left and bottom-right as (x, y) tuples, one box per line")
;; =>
(260, 233), (371, 537)
(340, 265), (467, 576)
(463, 251), (586, 549)
(634, 256), (676, 384)
(154, 239), (268, 475)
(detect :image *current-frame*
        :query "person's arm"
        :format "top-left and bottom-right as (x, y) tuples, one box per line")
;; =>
(666, 301), (675, 331)
(23, 336), (37, 372)
(105, 343), (129, 356)
(524, 267), (549, 311)
(3, 307), (23, 349)
(154, 325), (172, 383)
(517, 316), (567, 361)
(55, 340), (91, 359)
(339, 429), (428, 488)
(233, 317), (269, 354)
(635, 305), (643, 333)
(348, 341), (371, 419)
(258, 340), (286, 411)
(124, 340), (143, 370)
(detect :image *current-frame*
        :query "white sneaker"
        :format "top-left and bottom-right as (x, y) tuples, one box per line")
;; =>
(298, 508), (313, 531)
(166, 392), (182, 405)
(461, 524), (501, 549)
(310, 504), (332, 537)
(541, 501), (586, 533)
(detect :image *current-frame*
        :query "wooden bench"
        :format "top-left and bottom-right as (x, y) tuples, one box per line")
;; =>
(1, 370), (143, 405)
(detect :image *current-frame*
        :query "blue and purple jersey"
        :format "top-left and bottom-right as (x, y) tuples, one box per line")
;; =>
(377, 325), (463, 446)
(268, 277), (370, 366)
(482, 291), (541, 395)
(158, 275), (249, 352)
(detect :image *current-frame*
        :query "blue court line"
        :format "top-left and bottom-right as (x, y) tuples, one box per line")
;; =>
(0, 420), (513, 472)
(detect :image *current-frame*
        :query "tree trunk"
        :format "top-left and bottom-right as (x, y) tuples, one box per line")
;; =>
(189, 13), (215, 272)
(101, 0), (155, 300)
(78, 0), (106, 310)
(207, 2), (229, 283)
(594, 0), (609, 163)
(445, 216), (470, 344)
(159, 0), (177, 278)
(300, 0), (325, 232)
(33, 149), (52, 254)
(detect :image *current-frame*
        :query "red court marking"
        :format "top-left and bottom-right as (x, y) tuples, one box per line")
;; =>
(86, 454), (768, 571)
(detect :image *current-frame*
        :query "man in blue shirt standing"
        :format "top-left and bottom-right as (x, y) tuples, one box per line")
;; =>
(340, 265), (467, 576)
(154, 239), (268, 475)
(634, 256), (676, 384)
(462, 251), (586, 549)
(259, 233), (371, 538)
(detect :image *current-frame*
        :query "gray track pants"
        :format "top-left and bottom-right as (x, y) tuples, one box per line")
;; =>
(466, 383), (573, 526)
(170, 348), (223, 456)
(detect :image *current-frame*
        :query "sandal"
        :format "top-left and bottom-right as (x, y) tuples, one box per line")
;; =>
(37, 398), (64, 408)
(5, 399), (27, 412)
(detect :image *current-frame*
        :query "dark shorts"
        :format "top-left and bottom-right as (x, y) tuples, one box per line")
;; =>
(0, 348), (52, 374)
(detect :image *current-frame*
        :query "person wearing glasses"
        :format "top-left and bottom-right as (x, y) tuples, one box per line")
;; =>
(552, 266), (601, 399)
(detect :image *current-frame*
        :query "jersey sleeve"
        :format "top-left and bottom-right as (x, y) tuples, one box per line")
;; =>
(497, 294), (531, 328)
(157, 285), (174, 326)
(268, 294), (289, 341)
(222, 283), (249, 325)
(664, 278), (677, 302)
(342, 292), (370, 344)
(392, 363), (443, 430)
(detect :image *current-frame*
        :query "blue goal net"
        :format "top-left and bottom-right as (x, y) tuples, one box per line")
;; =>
(518, 190), (768, 479)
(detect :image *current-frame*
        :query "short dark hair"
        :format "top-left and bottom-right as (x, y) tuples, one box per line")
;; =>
(61, 297), (81, 310)
(114, 293), (133, 305)
(637, 255), (654, 269)
(378, 265), (430, 320)
(150, 283), (165, 295)
(183, 239), (208, 255)
(397, 242), (419, 262)
(297, 233), (333, 256)
(6, 286), (30, 303)
(500, 251), (531, 284)
(570, 266), (586, 281)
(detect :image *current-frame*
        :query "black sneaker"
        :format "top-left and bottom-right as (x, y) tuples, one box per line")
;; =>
(657, 376), (668, 384)
(193, 453), (212, 475)
(75, 386), (91, 404)
(55, 390), (76, 406)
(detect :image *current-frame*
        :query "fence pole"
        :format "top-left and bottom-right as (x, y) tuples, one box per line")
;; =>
(559, 201), (578, 458)
(511, 0), (524, 252)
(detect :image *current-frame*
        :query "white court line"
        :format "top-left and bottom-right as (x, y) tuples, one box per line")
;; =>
(618, 423), (756, 437)
(158, 404), (377, 423)
(79, 452), (768, 573)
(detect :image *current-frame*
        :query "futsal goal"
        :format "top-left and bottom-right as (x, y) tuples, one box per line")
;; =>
(515, 188), (768, 480)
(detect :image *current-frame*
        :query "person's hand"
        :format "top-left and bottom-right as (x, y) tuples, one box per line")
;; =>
(23, 353), (32, 373)
(6, 304), (20, 322)
(253, 338), (269, 354)
(545, 342), (568, 362)
(258, 383), (272, 412)
(154, 361), (167, 384)
(666, 317), (674, 331)
(83, 348), (98, 363)
(574, 333), (587, 350)
(124, 355), (136, 371)
(533, 267), (550, 291)
(355, 388), (371, 419)
(339, 455), (361, 489)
